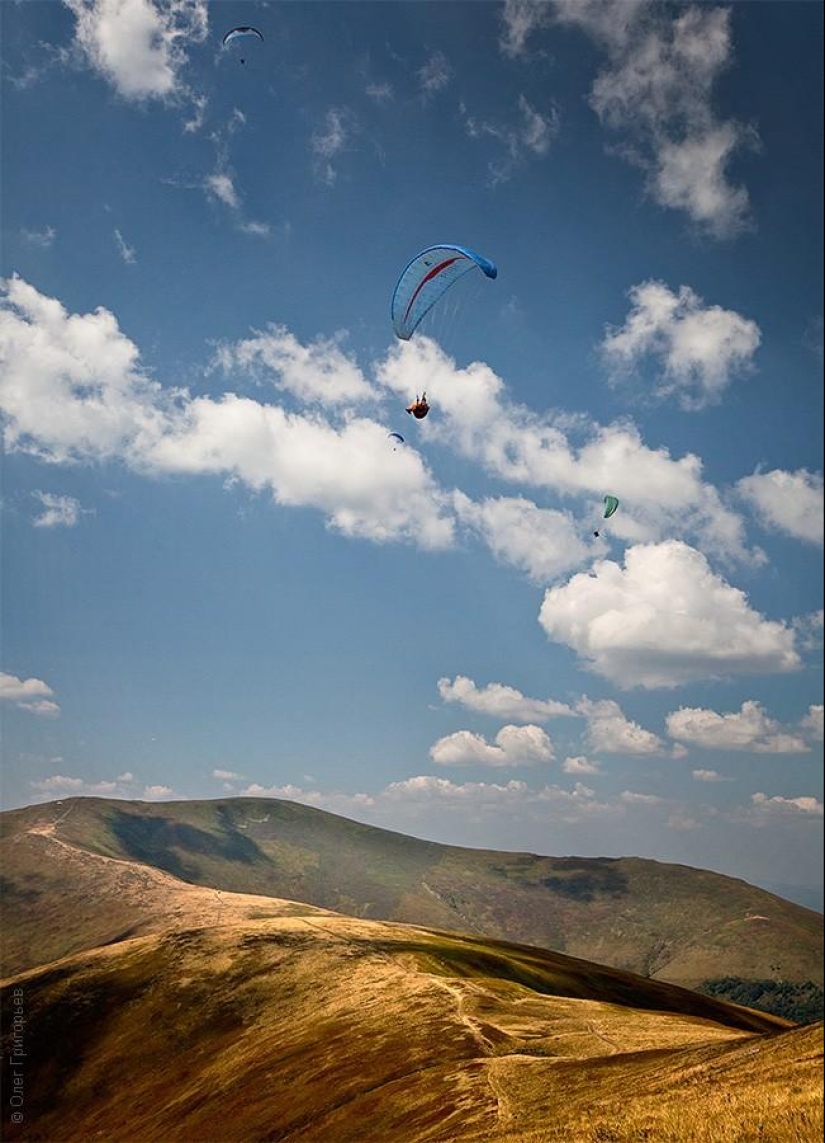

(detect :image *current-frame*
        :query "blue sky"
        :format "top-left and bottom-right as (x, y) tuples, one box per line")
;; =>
(1, 1), (822, 907)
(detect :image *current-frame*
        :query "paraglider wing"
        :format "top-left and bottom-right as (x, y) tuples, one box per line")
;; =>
(222, 26), (264, 46)
(603, 494), (620, 519)
(388, 432), (405, 444)
(391, 244), (497, 341)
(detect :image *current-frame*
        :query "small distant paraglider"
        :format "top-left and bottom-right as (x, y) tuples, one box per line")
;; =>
(222, 26), (263, 64)
(593, 494), (620, 537)
(388, 432), (405, 450)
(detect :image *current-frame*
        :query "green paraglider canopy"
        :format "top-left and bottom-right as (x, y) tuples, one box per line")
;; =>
(603, 494), (620, 519)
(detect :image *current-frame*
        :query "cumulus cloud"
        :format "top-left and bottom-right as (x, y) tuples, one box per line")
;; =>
(751, 792), (823, 817)
(577, 697), (664, 754)
(213, 768), (243, 781)
(453, 493), (593, 582)
(376, 336), (752, 563)
(737, 468), (824, 545)
(547, 2), (757, 237)
(430, 724), (555, 768)
(381, 775), (610, 824)
(0, 672), (60, 717)
(801, 704), (824, 742)
(30, 771), (137, 797)
(538, 541), (800, 688)
(437, 675), (574, 722)
(64, 0), (208, 102)
(667, 700), (811, 753)
(0, 276), (454, 550)
(215, 326), (374, 407)
(143, 784), (175, 799)
(619, 790), (664, 806)
(692, 769), (728, 783)
(562, 755), (601, 775)
(602, 281), (761, 409)
(32, 491), (94, 529)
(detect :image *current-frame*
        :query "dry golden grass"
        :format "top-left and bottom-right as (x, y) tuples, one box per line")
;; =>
(2, 914), (820, 1143)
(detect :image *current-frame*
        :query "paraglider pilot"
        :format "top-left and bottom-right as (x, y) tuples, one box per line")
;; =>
(406, 392), (430, 419)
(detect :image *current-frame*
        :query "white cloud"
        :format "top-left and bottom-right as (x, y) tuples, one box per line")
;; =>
(0, 276), (454, 551)
(376, 336), (752, 563)
(311, 107), (357, 185)
(462, 94), (560, 184)
(538, 541), (800, 688)
(365, 82), (393, 103)
(113, 227), (136, 264)
(602, 281), (761, 409)
(430, 724), (555, 768)
(21, 226), (57, 248)
(215, 326), (374, 407)
(32, 492), (90, 529)
(143, 784), (175, 799)
(205, 172), (240, 210)
(737, 469), (824, 545)
(64, 0), (208, 102)
(577, 697), (664, 754)
(30, 771), (137, 797)
(213, 768), (243, 781)
(418, 51), (451, 97)
(498, 0), (553, 59)
(801, 705), (824, 742)
(793, 610), (824, 653)
(667, 700), (811, 754)
(32, 775), (85, 792)
(453, 493), (593, 582)
(238, 220), (271, 238)
(751, 792), (823, 817)
(0, 672), (60, 717)
(562, 755), (601, 775)
(692, 769), (727, 783)
(619, 790), (664, 806)
(549, 2), (756, 237)
(437, 675), (574, 722)
(0, 274), (171, 465)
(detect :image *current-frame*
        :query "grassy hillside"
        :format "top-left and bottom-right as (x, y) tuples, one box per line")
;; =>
(2, 797), (821, 1009)
(2, 913), (820, 1143)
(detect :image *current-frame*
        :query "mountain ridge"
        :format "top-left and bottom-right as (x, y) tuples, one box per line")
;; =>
(3, 796), (821, 1006)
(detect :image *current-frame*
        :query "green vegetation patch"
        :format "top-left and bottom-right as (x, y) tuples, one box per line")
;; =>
(699, 978), (824, 1024)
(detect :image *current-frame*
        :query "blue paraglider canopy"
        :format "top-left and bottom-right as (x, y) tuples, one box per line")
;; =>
(391, 244), (497, 341)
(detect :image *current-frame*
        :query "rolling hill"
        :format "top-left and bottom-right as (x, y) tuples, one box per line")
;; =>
(2, 912), (821, 1143)
(2, 796), (821, 1015)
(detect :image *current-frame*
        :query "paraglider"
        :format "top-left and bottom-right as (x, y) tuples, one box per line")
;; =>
(391, 243), (496, 422)
(593, 494), (619, 537)
(388, 432), (405, 450)
(405, 393), (429, 420)
(222, 26), (263, 63)
(391, 244), (497, 341)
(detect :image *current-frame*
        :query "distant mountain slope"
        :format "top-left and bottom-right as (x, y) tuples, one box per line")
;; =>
(2, 797), (821, 999)
(0, 815), (337, 976)
(2, 914), (819, 1143)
